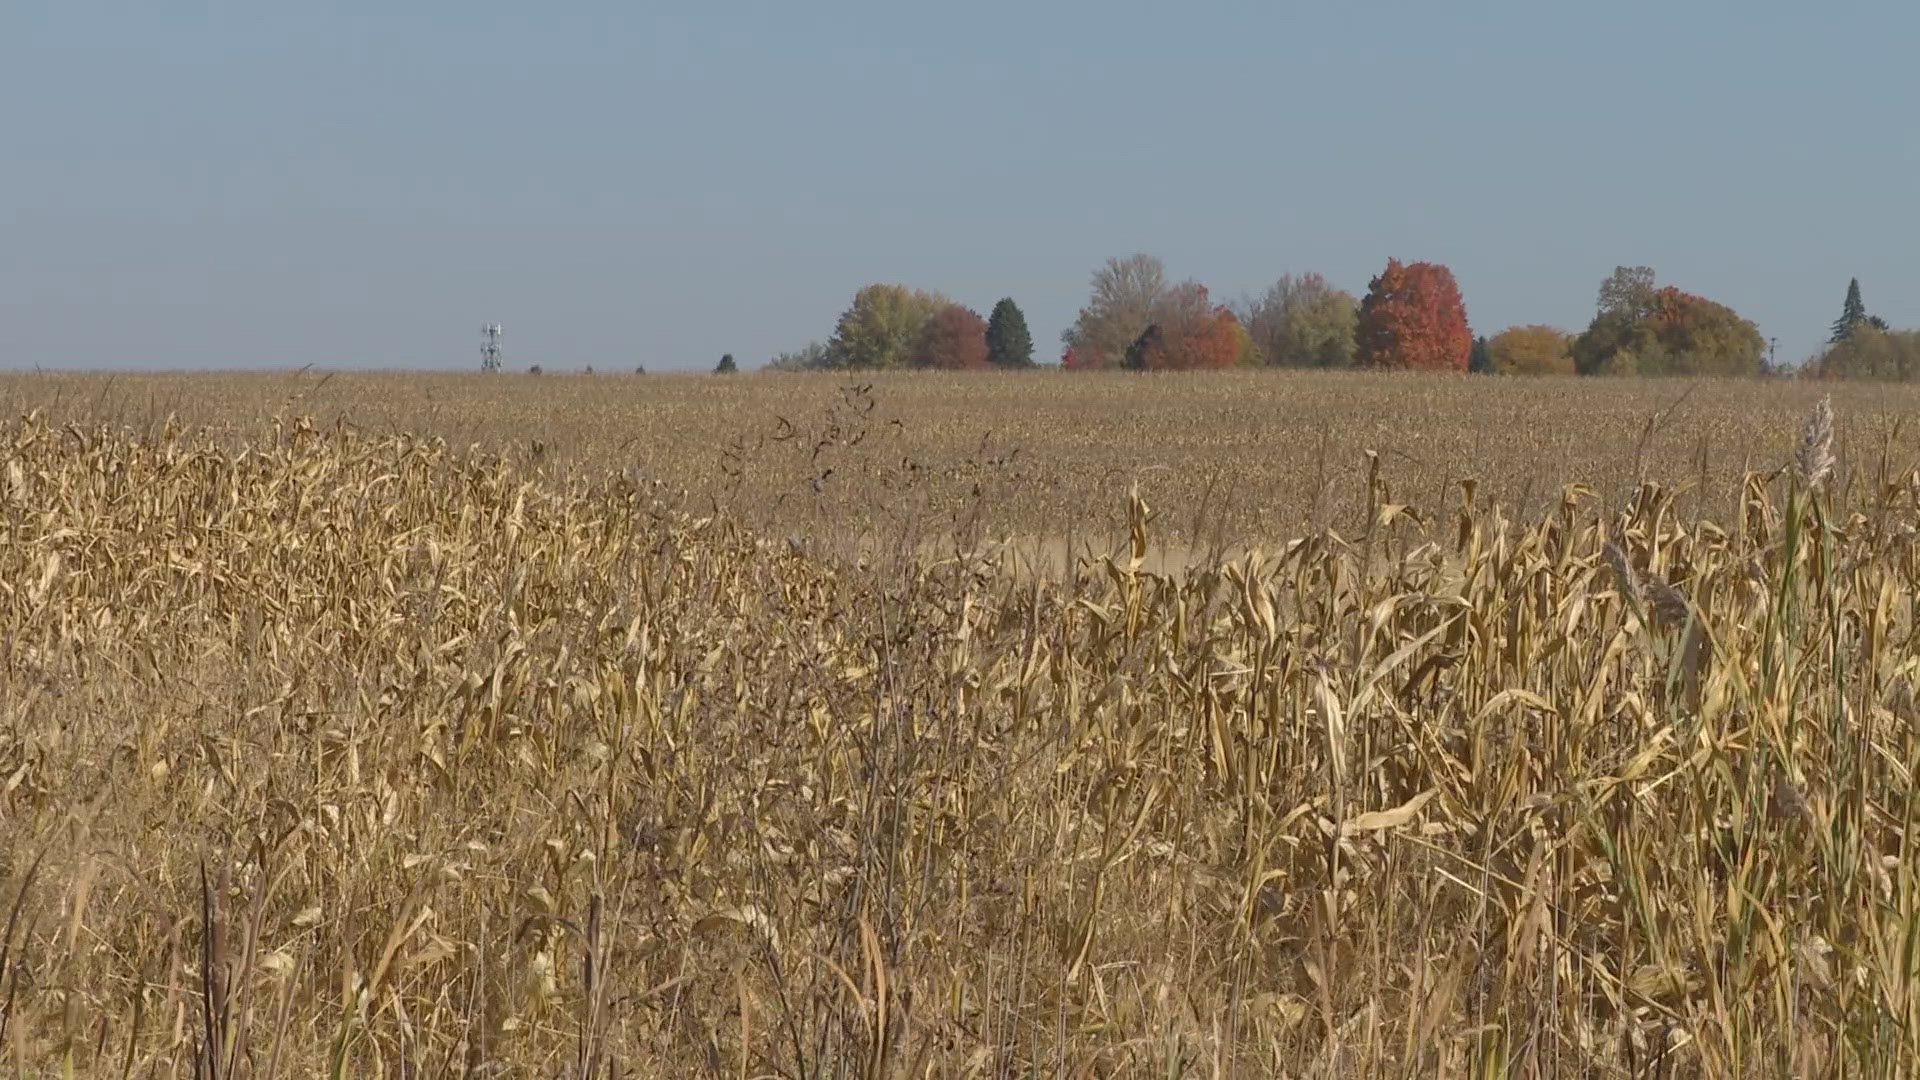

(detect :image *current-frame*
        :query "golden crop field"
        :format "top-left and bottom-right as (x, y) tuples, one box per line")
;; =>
(3, 370), (1912, 562)
(3, 371), (1920, 1076)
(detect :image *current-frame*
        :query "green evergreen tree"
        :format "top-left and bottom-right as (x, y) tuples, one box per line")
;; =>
(985, 298), (1035, 367)
(714, 353), (738, 374)
(1468, 335), (1493, 374)
(1831, 278), (1867, 343)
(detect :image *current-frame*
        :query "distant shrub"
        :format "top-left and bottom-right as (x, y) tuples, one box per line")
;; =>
(766, 342), (831, 371)
(1811, 326), (1920, 381)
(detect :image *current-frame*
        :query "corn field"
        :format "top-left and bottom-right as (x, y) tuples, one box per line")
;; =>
(3, 395), (1920, 1077)
(4, 370), (1910, 549)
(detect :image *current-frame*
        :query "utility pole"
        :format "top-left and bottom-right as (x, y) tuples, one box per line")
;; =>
(481, 324), (504, 373)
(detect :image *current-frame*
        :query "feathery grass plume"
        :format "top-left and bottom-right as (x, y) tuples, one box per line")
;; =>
(1796, 394), (1835, 490)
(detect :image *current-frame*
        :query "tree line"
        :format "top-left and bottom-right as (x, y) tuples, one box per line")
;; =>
(756, 257), (1913, 380)
(765, 292), (1037, 372)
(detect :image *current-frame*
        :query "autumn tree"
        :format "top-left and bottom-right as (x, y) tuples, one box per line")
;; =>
(1573, 267), (1658, 374)
(1239, 273), (1358, 367)
(1160, 280), (1212, 326)
(1168, 306), (1249, 370)
(1063, 256), (1252, 371)
(985, 298), (1034, 368)
(1572, 268), (1764, 376)
(827, 284), (951, 369)
(1597, 266), (1659, 321)
(912, 304), (990, 369)
(1126, 307), (1246, 371)
(1112, 288), (1247, 372)
(1486, 325), (1575, 375)
(714, 354), (738, 374)
(1062, 254), (1170, 369)
(1229, 316), (1258, 367)
(1649, 289), (1766, 376)
(1811, 324), (1920, 381)
(1354, 259), (1472, 371)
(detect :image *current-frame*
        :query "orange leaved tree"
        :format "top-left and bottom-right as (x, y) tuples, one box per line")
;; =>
(1124, 298), (1247, 371)
(1355, 259), (1472, 372)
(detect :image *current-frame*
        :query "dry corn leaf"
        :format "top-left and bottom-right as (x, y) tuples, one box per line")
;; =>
(1340, 789), (1438, 837)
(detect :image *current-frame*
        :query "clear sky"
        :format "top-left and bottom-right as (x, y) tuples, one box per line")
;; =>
(5, 1), (1915, 372)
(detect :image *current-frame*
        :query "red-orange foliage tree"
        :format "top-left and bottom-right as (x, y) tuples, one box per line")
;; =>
(1129, 305), (1247, 370)
(1108, 283), (1246, 371)
(1355, 259), (1472, 371)
(911, 304), (990, 369)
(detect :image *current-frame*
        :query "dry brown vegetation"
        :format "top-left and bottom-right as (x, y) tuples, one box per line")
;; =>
(3, 372), (1920, 1076)
(4, 371), (1913, 553)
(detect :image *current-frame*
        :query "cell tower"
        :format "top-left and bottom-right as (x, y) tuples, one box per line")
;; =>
(481, 323), (504, 372)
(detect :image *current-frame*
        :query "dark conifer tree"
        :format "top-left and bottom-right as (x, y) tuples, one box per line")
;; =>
(985, 298), (1035, 368)
(1831, 278), (1867, 343)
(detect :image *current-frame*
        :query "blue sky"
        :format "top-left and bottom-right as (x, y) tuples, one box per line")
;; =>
(4, 1), (1915, 371)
